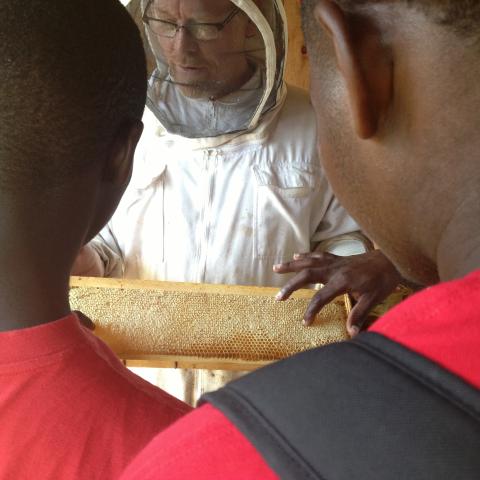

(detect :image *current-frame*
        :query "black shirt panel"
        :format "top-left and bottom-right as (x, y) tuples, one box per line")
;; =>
(203, 333), (480, 480)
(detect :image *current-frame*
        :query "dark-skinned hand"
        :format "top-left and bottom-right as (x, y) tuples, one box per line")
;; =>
(273, 250), (402, 337)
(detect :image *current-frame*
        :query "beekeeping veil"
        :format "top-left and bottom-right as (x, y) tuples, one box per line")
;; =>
(125, 0), (287, 138)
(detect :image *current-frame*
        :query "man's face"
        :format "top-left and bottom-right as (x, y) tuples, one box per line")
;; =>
(305, 17), (435, 285)
(146, 0), (253, 99)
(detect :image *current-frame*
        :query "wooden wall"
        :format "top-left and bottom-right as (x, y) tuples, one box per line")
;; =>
(284, 0), (310, 91)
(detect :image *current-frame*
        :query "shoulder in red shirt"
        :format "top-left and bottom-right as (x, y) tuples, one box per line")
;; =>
(0, 313), (191, 480)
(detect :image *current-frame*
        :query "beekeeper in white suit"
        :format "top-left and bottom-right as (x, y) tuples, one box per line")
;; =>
(86, 0), (367, 281)
(75, 0), (401, 403)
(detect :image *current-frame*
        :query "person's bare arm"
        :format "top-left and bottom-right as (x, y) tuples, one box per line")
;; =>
(71, 244), (105, 277)
(71, 224), (124, 278)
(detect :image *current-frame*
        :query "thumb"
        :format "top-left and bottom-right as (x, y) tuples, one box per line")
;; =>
(346, 294), (376, 337)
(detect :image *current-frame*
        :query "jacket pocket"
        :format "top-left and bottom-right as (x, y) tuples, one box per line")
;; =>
(253, 164), (316, 260)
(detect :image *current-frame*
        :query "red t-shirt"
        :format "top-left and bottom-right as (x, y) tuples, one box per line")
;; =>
(0, 313), (191, 480)
(120, 270), (480, 480)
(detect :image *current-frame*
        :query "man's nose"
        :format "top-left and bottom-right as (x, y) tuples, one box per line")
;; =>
(172, 27), (199, 54)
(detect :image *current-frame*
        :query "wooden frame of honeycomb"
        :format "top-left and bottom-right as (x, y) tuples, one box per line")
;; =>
(70, 277), (351, 370)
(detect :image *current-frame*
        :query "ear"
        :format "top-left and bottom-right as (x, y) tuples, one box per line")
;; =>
(102, 119), (144, 186)
(314, 0), (393, 139)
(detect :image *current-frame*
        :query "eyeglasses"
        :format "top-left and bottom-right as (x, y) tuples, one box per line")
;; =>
(142, 5), (241, 41)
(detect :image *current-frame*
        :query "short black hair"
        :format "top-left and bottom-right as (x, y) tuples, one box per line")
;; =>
(0, 0), (147, 191)
(302, 1), (480, 40)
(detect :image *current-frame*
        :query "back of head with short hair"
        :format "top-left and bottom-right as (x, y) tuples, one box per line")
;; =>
(0, 0), (147, 192)
(303, 0), (480, 40)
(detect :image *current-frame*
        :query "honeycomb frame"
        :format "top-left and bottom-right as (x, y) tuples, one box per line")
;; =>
(70, 277), (350, 370)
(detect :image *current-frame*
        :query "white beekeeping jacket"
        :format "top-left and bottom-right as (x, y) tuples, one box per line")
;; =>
(93, 0), (364, 287)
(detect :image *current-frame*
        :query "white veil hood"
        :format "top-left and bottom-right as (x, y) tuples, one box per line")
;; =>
(126, 0), (288, 139)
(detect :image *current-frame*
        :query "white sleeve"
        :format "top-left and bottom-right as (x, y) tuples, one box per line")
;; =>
(89, 107), (161, 278)
(90, 224), (124, 277)
(315, 232), (370, 256)
(311, 191), (370, 256)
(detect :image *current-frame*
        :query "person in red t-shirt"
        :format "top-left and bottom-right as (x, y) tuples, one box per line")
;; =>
(0, 1), (191, 479)
(120, 1), (480, 479)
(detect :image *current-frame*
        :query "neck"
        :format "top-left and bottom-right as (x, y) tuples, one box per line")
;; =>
(436, 197), (480, 282)
(213, 60), (255, 100)
(0, 194), (88, 333)
(0, 266), (72, 333)
(394, 24), (480, 283)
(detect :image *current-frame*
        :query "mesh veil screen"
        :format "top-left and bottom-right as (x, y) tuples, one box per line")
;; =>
(125, 0), (286, 138)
